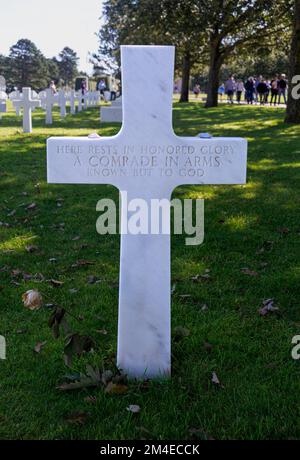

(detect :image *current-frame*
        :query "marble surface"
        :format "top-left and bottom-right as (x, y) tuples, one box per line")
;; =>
(47, 46), (247, 378)
(12, 87), (41, 133)
(58, 90), (67, 118)
(43, 89), (58, 124)
(69, 90), (77, 115)
(101, 96), (123, 122)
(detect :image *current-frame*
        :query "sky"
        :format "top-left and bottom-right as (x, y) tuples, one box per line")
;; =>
(0, 0), (103, 74)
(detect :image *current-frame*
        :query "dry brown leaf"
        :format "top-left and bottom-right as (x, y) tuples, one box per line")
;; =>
(105, 382), (128, 395)
(241, 267), (258, 276)
(22, 289), (43, 310)
(48, 279), (64, 287)
(64, 411), (89, 425)
(34, 341), (47, 353)
(26, 245), (38, 253)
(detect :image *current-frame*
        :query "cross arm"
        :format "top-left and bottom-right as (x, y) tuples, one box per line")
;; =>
(47, 136), (122, 189)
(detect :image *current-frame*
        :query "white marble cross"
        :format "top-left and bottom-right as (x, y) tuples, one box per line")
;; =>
(43, 89), (58, 124)
(69, 90), (78, 115)
(12, 87), (41, 133)
(77, 91), (83, 112)
(58, 90), (67, 118)
(47, 46), (247, 379)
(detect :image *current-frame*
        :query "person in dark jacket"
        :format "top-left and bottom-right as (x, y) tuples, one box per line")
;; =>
(277, 74), (287, 105)
(270, 77), (278, 105)
(245, 77), (255, 104)
(256, 79), (268, 105)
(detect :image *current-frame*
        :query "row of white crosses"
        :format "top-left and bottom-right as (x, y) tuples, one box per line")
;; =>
(7, 88), (101, 132)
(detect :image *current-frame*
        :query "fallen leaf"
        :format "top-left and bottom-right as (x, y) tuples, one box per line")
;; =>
(64, 411), (89, 425)
(278, 227), (289, 234)
(48, 279), (64, 287)
(241, 267), (258, 276)
(203, 342), (213, 352)
(105, 382), (128, 395)
(101, 370), (113, 385)
(173, 326), (190, 340)
(64, 333), (94, 367)
(22, 289), (43, 310)
(27, 202), (37, 210)
(48, 307), (67, 338)
(84, 396), (97, 404)
(258, 298), (280, 316)
(96, 329), (108, 335)
(34, 341), (47, 353)
(127, 404), (141, 414)
(211, 371), (224, 388)
(26, 245), (38, 253)
(87, 275), (99, 284)
(72, 259), (95, 268)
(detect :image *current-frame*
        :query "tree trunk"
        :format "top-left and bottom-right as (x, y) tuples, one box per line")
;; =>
(205, 40), (223, 108)
(179, 51), (191, 103)
(285, 0), (300, 123)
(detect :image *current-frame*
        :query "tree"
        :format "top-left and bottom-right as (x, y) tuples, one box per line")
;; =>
(97, 1), (292, 106)
(201, 0), (292, 107)
(7, 39), (49, 90)
(96, 0), (206, 103)
(285, 0), (300, 123)
(58, 47), (79, 86)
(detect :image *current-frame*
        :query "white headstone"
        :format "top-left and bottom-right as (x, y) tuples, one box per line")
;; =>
(0, 75), (6, 92)
(43, 89), (58, 124)
(0, 90), (7, 118)
(58, 89), (67, 118)
(76, 91), (83, 112)
(9, 90), (21, 115)
(12, 87), (41, 133)
(101, 96), (123, 123)
(69, 90), (78, 115)
(47, 45), (247, 379)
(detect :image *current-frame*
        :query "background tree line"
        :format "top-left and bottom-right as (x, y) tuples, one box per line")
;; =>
(0, 39), (80, 91)
(95, 0), (293, 107)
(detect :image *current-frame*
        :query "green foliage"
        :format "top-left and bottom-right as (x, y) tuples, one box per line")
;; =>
(6, 39), (51, 90)
(0, 40), (78, 91)
(57, 47), (79, 86)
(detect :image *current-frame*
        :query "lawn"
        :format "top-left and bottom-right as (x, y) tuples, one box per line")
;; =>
(0, 101), (299, 440)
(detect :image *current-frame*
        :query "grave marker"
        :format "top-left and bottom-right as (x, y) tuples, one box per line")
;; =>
(12, 87), (41, 133)
(47, 46), (247, 378)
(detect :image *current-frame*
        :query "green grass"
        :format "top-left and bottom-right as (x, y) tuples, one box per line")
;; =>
(0, 101), (299, 440)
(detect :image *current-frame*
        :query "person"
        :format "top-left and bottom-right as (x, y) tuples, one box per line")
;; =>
(256, 79), (268, 105)
(218, 83), (225, 101)
(193, 84), (201, 98)
(49, 80), (57, 94)
(98, 79), (106, 95)
(270, 77), (278, 105)
(245, 77), (255, 104)
(265, 79), (271, 104)
(278, 74), (287, 105)
(225, 75), (235, 104)
(236, 79), (244, 104)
